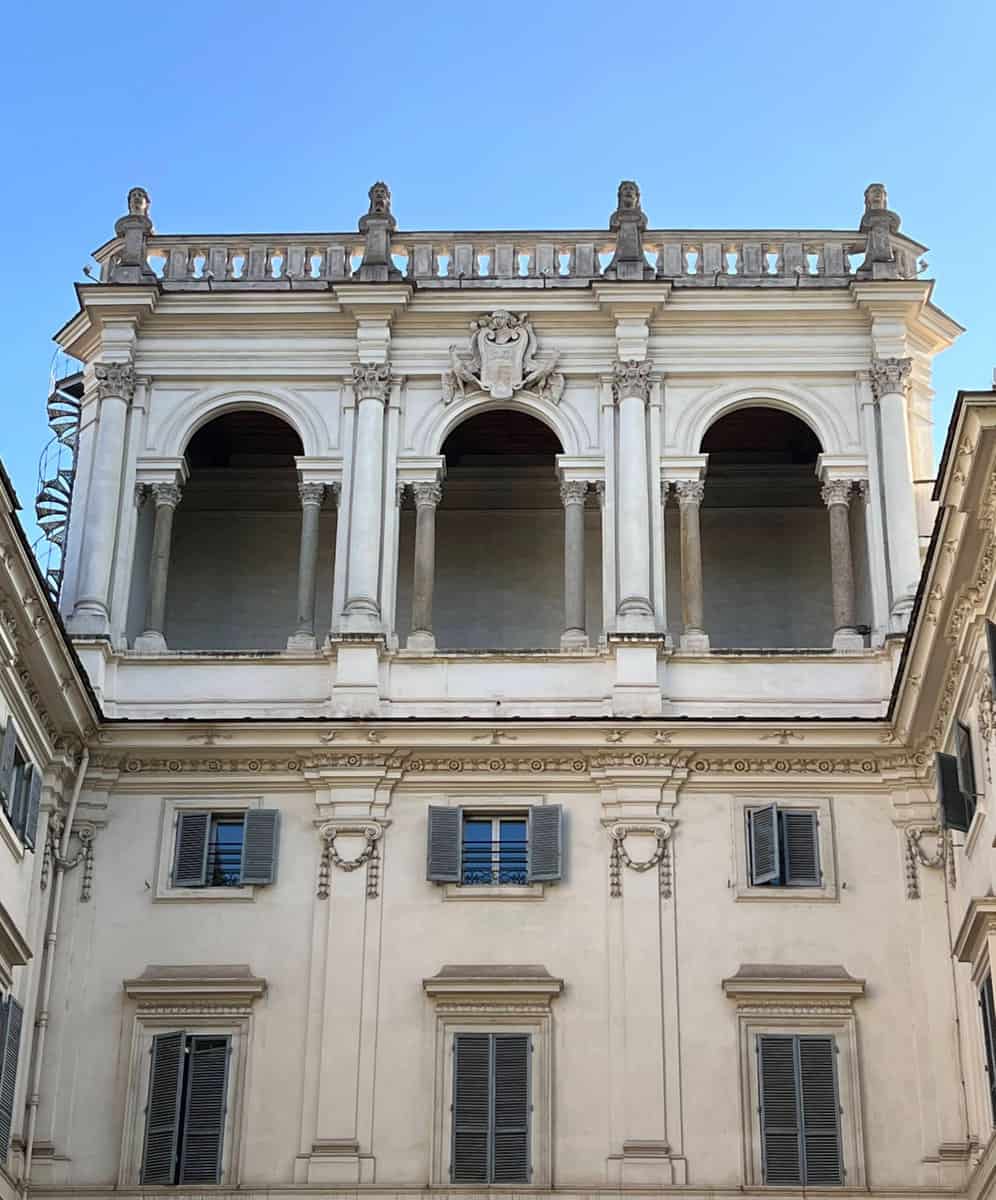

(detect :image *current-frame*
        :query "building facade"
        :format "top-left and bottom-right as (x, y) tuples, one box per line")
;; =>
(1, 180), (995, 1200)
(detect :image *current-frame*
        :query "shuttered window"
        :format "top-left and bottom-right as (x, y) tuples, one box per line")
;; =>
(758, 1034), (843, 1185)
(173, 810), (279, 888)
(747, 805), (821, 887)
(0, 720), (41, 849)
(956, 722), (978, 826)
(0, 995), (24, 1162)
(452, 1033), (530, 1183)
(427, 806), (563, 886)
(141, 1032), (231, 1185)
(979, 975), (996, 1125)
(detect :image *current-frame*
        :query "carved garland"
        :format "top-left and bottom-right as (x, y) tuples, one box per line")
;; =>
(316, 821), (384, 900)
(40, 814), (95, 902)
(608, 822), (673, 899)
(903, 826), (955, 900)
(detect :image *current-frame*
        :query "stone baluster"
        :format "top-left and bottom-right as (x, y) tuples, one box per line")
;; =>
(870, 356), (920, 627)
(341, 364), (391, 633)
(134, 482), (183, 653)
(821, 479), (863, 651)
(68, 362), (136, 635)
(560, 481), (589, 650)
(288, 482), (329, 651)
(613, 361), (655, 632)
(675, 480), (709, 651)
(407, 481), (443, 651)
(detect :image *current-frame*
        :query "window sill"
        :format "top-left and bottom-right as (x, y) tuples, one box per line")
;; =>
(733, 884), (837, 903)
(154, 884), (256, 902)
(443, 883), (546, 901)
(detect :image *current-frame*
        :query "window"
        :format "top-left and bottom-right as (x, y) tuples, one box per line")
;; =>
(452, 1033), (531, 1184)
(141, 1032), (231, 1185)
(757, 1034), (843, 1186)
(171, 809), (279, 889)
(0, 994), (23, 1162)
(426, 805), (562, 888)
(747, 804), (820, 887)
(957, 721), (979, 827)
(0, 719), (41, 850)
(980, 975), (996, 1125)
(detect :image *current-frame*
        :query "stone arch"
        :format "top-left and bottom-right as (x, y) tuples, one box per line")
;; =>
(676, 383), (847, 458)
(156, 384), (327, 461)
(418, 392), (582, 458)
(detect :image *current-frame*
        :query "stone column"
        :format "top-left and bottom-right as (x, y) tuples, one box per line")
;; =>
(613, 361), (654, 632)
(407, 481), (442, 651)
(134, 483), (182, 653)
(341, 364), (391, 634)
(675, 480), (709, 651)
(822, 479), (863, 651)
(68, 362), (135, 635)
(560, 481), (589, 650)
(288, 483), (327, 651)
(871, 356), (921, 627)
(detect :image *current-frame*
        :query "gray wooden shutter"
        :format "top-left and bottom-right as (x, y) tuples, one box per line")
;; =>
(758, 1034), (802, 1185)
(957, 721), (978, 819)
(798, 1036), (843, 1184)
(141, 1030), (185, 1184)
(22, 766), (42, 851)
(240, 809), (279, 885)
(451, 1033), (490, 1182)
(748, 804), (780, 885)
(528, 805), (563, 883)
(987, 619), (996, 696)
(937, 751), (970, 833)
(0, 996), (23, 1161)
(781, 811), (820, 886)
(173, 812), (210, 886)
(0, 722), (16, 810)
(178, 1036), (230, 1185)
(427, 806), (461, 883)
(492, 1034), (530, 1183)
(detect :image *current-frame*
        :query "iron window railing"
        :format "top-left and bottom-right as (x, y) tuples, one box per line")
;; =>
(462, 817), (528, 885)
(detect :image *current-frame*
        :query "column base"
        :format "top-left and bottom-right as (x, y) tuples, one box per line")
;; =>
(889, 591), (916, 633)
(832, 628), (865, 652)
(67, 603), (110, 637)
(286, 631), (318, 652)
(679, 630), (710, 652)
(615, 599), (655, 635)
(560, 629), (590, 651)
(339, 603), (383, 635)
(406, 630), (436, 651)
(133, 630), (169, 654)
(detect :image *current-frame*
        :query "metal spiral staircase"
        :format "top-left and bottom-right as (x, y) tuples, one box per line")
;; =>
(33, 357), (82, 602)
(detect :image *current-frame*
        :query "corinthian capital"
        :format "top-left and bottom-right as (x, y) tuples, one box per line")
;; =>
(352, 362), (392, 403)
(821, 479), (854, 508)
(559, 480), (588, 507)
(611, 359), (652, 404)
(94, 361), (136, 402)
(675, 479), (705, 507)
(298, 482), (326, 508)
(869, 356), (912, 400)
(150, 482), (182, 510)
(412, 481), (443, 509)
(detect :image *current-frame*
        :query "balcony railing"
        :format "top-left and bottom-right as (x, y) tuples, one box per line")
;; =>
(461, 839), (529, 887)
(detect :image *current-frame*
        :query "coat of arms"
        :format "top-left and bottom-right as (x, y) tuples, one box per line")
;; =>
(442, 311), (564, 405)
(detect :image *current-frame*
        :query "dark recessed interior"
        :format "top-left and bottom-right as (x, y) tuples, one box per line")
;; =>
(701, 406), (821, 466)
(185, 411), (303, 470)
(442, 410), (562, 469)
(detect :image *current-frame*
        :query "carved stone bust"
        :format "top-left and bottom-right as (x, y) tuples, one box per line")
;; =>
(857, 181), (900, 276)
(127, 187), (151, 218)
(609, 180), (647, 231)
(604, 180), (652, 279)
(359, 181), (397, 233)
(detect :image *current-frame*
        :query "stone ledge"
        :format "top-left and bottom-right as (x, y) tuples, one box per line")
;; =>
(123, 963), (267, 1006)
(722, 962), (866, 1005)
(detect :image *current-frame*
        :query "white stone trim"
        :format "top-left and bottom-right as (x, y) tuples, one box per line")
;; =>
(729, 793), (838, 901)
(154, 794), (264, 901)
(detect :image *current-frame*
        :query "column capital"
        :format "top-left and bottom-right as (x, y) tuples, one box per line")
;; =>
(299, 481), (326, 508)
(660, 480), (671, 504)
(134, 482), (151, 508)
(869, 356), (912, 400)
(412, 481), (442, 509)
(593, 481), (606, 508)
(821, 479), (855, 509)
(351, 362), (393, 403)
(94, 360), (136, 402)
(560, 480), (588, 507)
(150, 482), (182, 510)
(611, 359), (652, 404)
(674, 479), (705, 507)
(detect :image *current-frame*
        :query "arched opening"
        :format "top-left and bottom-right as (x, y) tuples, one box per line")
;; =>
(397, 409), (602, 650)
(130, 410), (335, 650)
(665, 405), (868, 648)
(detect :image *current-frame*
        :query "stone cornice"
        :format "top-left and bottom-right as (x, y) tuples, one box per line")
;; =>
(423, 964), (563, 1004)
(953, 898), (996, 969)
(123, 964), (267, 1009)
(722, 963), (865, 1008)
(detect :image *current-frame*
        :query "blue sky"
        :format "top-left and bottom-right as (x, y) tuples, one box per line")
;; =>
(2, 0), (993, 549)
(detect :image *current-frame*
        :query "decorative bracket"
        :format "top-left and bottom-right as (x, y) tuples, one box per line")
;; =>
(316, 820), (387, 900)
(607, 820), (674, 899)
(904, 825), (954, 899)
